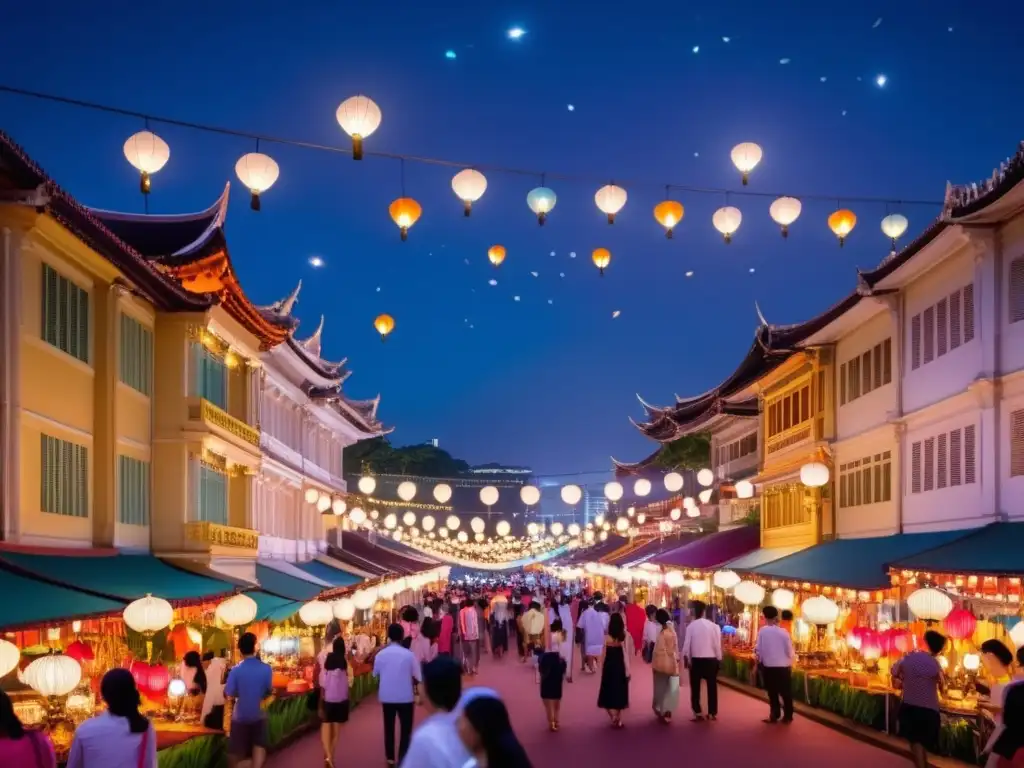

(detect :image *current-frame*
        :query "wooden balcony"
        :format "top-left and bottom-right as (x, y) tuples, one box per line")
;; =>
(763, 421), (813, 459)
(187, 397), (260, 448)
(185, 521), (259, 555)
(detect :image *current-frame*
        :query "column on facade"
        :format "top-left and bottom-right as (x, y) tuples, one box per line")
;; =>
(0, 228), (21, 541)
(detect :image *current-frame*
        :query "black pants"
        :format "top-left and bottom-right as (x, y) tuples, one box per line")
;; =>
(381, 702), (414, 764)
(761, 666), (794, 721)
(689, 657), (719, 716)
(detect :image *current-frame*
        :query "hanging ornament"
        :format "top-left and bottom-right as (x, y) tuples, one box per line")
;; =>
(520, 485), (541, 506)
(881, 213), (909, 252)
(234, 151), (280, 211)
(123, 130), (170, 194)
(488, 245), (506, 267)
(374, 313), (395, 341)
(653, 200), (684, 238)
(446, 515), (461, 530)
(713, 206), (742, 243)
(595, 184), (627, 223)
(828, 209), (857, 247)
(696, 468), (715, 487)
(421, 515), (436, 532)
(592, 248), (611, 276)
(735, 480), (754, 499)
(480, 486), (499, 507)
(664, 472), (684, 493)
(389, 198), (422, 241)
(604, 481), (624, 502)
(358, 476), (377, 495)
(527, 186), (557, 225)
(335, 95), (382, 160)
(451, 169), (487, 215)
(397, 481), (417, 502)
(730, 142), (763, 185)
(560, 484), (582, 506)
(634, 478), (652, 497)
(496, 520), (511, 537)
(799, 462), (830, 488)
(433, 484), (452, 504)
(769, 196), (802, 238)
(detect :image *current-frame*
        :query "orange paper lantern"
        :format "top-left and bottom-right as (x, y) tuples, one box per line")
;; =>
(389, 198), (422, 241)
(487, 245), (506, 267)
(828, 209), (857, 246)
(373, 313), (395, 341)
(592, 248), (611, 276)
(653, 200), (684, 238)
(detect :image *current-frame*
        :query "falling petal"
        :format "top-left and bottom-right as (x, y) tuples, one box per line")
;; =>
(569, 251), (577, 258)
(841, 109), (848, 116)
(722, 36), (730, 42)
(531, 271), (539, 277)
(549, 251), (556, 257)
(308, 256), (324, 267)
(513, 295), (521, 302)
(694, 151), (699, 157)
(567, 104), (575, 111)
(376, 286), (381, 292)
(559, 272), (565, 278)
(612, 310), (621, 318)
(872, 17), (882, 28)
(489, 279), (498, 286)
(779, 58), (790, 65)
(875, 74), (888, 87)
(685, 271), (694, 277)
(749, 268), (756, 273)
(547, 299), (553, 305)
(820, 76), (827, 82)
(692, 45), (700, 54)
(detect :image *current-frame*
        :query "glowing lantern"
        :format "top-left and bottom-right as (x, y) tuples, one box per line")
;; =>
(714, 570), (741, 590)
(550, 522), (564, 536)
(520, 485), (541, 506)
(653, 200), (684, 238)
(568, 523), (581, 536)
(383, 513), (397, 529)
(560, 484), (582, 506)
(446, 515), (461, 530)
(591, 248), (611, 276)
(352, 588), (378, 611)
(595, 184), (627, 223)
(769, 196), (802, 237)
(633, 479), (651, 498)
(800, 462), (830, 488)
(665, 571), (685, 588)
(697, 469), (715, 487)
(943, 607), (977, 640)
(457, 531), (469, 543)
(734, 580), (766, 606)
(689, 580), (709, 596)
(0, 640), (20, 678)
(480, 486), (499, 506)
(731, 142), (763, 185)
(304, 488), (319, 504)
(712, 207), (742, 244)
(636, 513), (646, 525)
(358, 476), (377, 495)
(801, 596), (840, 626)
(331, 498), (346, 516)
(389, 198), (422, 241)
(451, 169), (487, 215)
(64, 640), (94, 664)
(664, 472), (684, 493)
(583, 529), (595, 543)
(421, 515), (436, 532)
(496, 520), (511, 537)
(215, 594), (258, 627)
(123, 131), (170, 194)
(335, 95), (382, 160)
(963, 653), (981, 672)
(433, 484), (452, 504)
(299, 600), (334, 627)
(828, 209), (857, 246)
(907, 588), (954, 622)
(234, 153), (280, 211)
(686, 506), (700, 518)
(487, 245), (506, 267)
(527, 522), (539, 537)
(527, 187), (557, 225)
(470, 517), (486, 534)
(735, 480), (754, 499)
(403, 511), (417, 527)
(881, 213), (909, 250)
(396, 481), (416, 502)
(123, 595), (173, 635)
(615, 517), (629, 532)
(1009, 621), (1024, 648)
(349, 507), (367, 525)
(373, 314), (395, 341)
(771, 589), (795, 611)
(316, 494), (332, 513)
(24, 655), (81, 698)
(669, 507), (681, 521)
(604, 481), (624, 502)
(331, 598), (355, 622)
(699, 489), (713, 504)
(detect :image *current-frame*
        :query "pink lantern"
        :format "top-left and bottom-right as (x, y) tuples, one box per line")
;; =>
(860, 629), (883, 660)
(887, 628), (914, 656)
(943, 607), (977, 640)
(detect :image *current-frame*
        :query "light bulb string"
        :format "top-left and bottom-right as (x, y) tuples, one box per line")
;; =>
(0, 83), (942, 208)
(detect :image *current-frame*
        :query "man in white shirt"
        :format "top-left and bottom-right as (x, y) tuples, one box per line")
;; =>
(400, 657), (472, 768)
(756, 605), (795, 723)
(373, 623), (423, 766)
(681, 600), (722, 721)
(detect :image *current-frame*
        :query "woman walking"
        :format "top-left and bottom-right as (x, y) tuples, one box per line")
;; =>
(597, 613), (632, 728)
(319, 636), (350, 767)
(491, 599), (510, 660)
(651, 608), (680, 723)
(539, 619), (569, 731)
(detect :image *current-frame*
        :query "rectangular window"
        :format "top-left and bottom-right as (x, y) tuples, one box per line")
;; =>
(883, 339), (892, 384)
(882, 452), (892, 501)
(40, 434), (88, 517)
(911, 314), (922, 370)
(923, 307), (935, 364)
(963, 283), (975, 343)
(117, 455), (150, 525)
(119, 314), (154, 396)
(839, 469), (848, 507)
(923, 437), (935, 491)
(1011, 409), (1024, 477)
(840, 363), (847, 405)
(936, 297), (948, 357)
(190, 340), (228, 409)
(862, 351), (872, 395)
(873, 458), (882, 501)
(850, 357), (861, 400)
(965, 424), (976, 484)
(800, 386), (809, 423)
(197, 464), (229, 525)
(950, 289), (962, 349)
(41, 264), (90, 364)
(873, 343), (883, 389)
(1010, 258), (1024, 325)
(937, 433), (948, 489)
(911, 441), (922, 494)
(950, 428), (962, 486)
(817, 371), (825, 414)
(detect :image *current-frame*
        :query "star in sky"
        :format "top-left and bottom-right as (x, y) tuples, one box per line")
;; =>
(507, 27), (526, 40)
(308, 256), (324, 268)
(875, 74), (888, 87)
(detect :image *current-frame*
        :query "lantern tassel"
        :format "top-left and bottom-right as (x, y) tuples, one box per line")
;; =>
(400, 228), (408, 242)
(249, 191), (261, 212)
(538, 212), (547, 226)
(741, 173), (749, 186)
(607, 213), (615, 224)
(724, 234), (732, 244)
(352, 135), (364, 161)
(140, 172), (151, 195)
(464, 201), (472, 217)
(781, 226), (789, 239)
(666, 229), (674, 239)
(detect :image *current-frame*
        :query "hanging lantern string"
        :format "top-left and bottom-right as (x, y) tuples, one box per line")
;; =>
(0, 83), (942, 208)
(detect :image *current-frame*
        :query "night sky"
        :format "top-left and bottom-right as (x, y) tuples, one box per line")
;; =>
(3, 2), (1022, 477)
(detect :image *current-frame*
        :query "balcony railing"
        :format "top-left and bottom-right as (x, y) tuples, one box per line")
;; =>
(185, 521), (260, 551)
(719, 498), (758, 527)
(764, 421), (813, 457)
(188, 398), (260, 447)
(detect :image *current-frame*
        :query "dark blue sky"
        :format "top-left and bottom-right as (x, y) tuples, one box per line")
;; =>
(3, 2), (1021, 476)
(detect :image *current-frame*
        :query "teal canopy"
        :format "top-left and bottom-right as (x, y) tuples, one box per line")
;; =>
(891, 523), (1024, 574)
(0, 565), (125, 630)
(0, 552), (235, 602)
(294, 559), (363, 588)
(255, 564), (323, 601)
(248, 590), (301, 623)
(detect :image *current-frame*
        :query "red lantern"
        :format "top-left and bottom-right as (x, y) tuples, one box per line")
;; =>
(887, 628), (914, 656)
(146, 664), (170, 696)
(860, 629), (883, 660)
(65, 640), (94, 664)
(943, 607), (977, 640)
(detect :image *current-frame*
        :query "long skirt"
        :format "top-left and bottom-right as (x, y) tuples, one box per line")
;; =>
(652, 672), (680, 714)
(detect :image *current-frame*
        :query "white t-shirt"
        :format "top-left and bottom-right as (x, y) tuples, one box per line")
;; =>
(400, 712), (473, 768)
(373, 643), (422, 704)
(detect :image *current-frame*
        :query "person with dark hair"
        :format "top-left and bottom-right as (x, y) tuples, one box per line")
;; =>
(642, 604), (659, 663)
(457, 694), (533, 768)
(201, 649), (228, 729)
(522, 602), (546, 681)
(476, 597), (491, 657)
(539, 618), (569, 730)
(651, 607), (680, 723)
(993, 681), (1024, 766)
(513, 602), (527, 662)
(412, 616), (439, 665)
(490, 597), (510, 660)
(181, 649), (207, 696)
(0, 689), (55, 767)
(372, 623), (421, 766)
(459, 599), (481, 675)
(681, 600), (722, 722)
(67, 668), (156, 768)
(892, 630), (947, 768)
(756, 605), (795, 724)
(402, 657), (472, 767)
(438, 602), (456, 658)
(225, 632), (273, 768)
(401, 606), (421, 650)
(319, 636), (350, 766)
(981, 639), (1017, 767)
(597, 612), (632, 727)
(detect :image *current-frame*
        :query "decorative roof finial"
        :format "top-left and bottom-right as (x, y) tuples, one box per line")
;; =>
(261, 280), (302, 317)
(754, 301), (769, 328)
(300, 315), (325, 358)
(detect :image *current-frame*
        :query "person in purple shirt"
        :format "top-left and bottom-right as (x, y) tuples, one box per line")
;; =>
(892, 630), (947, 768)
(225, 632), (274, 768)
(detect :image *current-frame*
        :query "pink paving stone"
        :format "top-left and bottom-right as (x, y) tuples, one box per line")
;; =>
(268, 653), (910, 768)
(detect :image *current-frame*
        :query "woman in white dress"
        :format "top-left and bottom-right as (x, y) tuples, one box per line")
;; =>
(557, 596), (575, 683)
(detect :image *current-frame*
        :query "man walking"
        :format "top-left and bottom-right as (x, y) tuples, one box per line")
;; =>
(458, 599), (480, 675)
(756, 606), (795, 724)
(372, 623), (423, 766)
(225, 632), (273, 768)
(892, 630), (947, 768)
(681, 600), (722, 722)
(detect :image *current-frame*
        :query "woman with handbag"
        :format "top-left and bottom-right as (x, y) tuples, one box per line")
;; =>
(651, 608), (681, 723)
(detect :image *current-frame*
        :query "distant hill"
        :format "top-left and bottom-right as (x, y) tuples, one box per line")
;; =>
(343, 437), (471, 478)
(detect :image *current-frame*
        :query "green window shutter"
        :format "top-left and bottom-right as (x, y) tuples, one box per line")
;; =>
(40, 434), (88, 518)
(117, 455), (151, 525)
(119, 314), (154, 395)
(41, 264), (90, 364)
(188, 341), (228, 409)
(198, 464), (228, 525)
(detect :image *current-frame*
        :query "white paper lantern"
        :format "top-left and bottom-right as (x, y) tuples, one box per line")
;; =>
(352, 588), (379, 611)
(664, 571), (686, 588)
(349, 507), (367, 525)
(669, 507), (682, 521)
(433, 484), (453, 504)
(123, 594), (173, 634)
(735, 480), (754, 499)
(688, 580), (709, 596)
(800, 462), (830, 488)
(568, 523), (581, 536)
(168, 678), (188, 698)
(299, 600), (334, 627)
(384, 513), (397, 530)
(550, 522), (564, 536)
(451, 169), (488, 214)
(712, 206), (743, 242)
(316, 494), (332, 513)
(560, 484), (582, 506)
(399, 511), (414, 527)
(769, 196), (802, 235)
(304, 488), (319, 504)
(686, 507), (700, 518)
(331, 498), (347, 516)
(474, 532), (485, 542)
(24, 654), (81, 697)
(734, 580), (766, 606)
(215, 594), (258, 627)
(594, 184), (628, 223)
(963, 652), (981, 672)
(604, 481), (624, 502)
(697, 469), (715, 487)
(0, 640), (20, 678)
(333, 598), (356, 621)
(664, 472), (684, 492)
(336, 95), (382, 159)
(480, 486), (499, 506)
(527, 522), (539, 537)
(881, 213), (909, 244)
(713, 570), (741, 590)
(583, 529), (595, 543)
(470, 517), (486, 534)
(446, 515), (461, 530)
(421, 515), (436, 532)
(634, 478), (652, 497)
(235, 153), (280, 209)
(801, 595), (840, 626)
(906, 587), (954, 622)
(520, 485), (541, 506)
(771, 588), (795, 611)
(615, 517), (629, 532)
(123, 130), (170, 192)
(457, 531), (469, 543)
(683, 497), (696, 509)
(496, 520), (511, 537)
(397, 481), (417, 501)
(358, 476), (377, 495)
(1010, 621), (1024, 648)
(698, 489), (713, 504)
